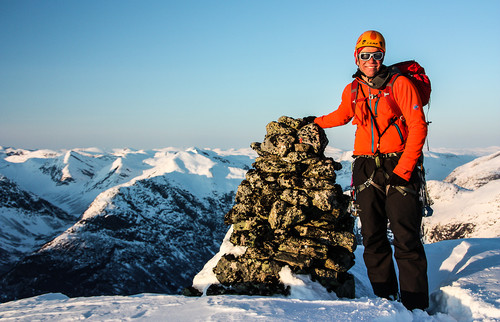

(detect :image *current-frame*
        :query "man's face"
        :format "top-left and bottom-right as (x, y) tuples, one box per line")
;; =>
(357, 46), (384, 78)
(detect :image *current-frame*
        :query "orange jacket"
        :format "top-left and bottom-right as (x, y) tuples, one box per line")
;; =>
(314, 75), (428, 181)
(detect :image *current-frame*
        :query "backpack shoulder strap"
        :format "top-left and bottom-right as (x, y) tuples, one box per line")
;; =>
(384, 73), (403, 118)
(350, 79), (370, 110)
(351, 79), (359, 110)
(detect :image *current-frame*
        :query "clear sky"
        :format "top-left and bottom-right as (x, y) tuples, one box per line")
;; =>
(1, 0), (499, 151)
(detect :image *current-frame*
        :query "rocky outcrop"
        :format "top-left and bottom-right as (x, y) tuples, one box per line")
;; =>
(202, 116), (356, 298)
(424, 222), (476, 242)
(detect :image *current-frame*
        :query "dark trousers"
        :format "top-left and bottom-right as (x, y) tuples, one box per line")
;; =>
(352, 156), (429, 310)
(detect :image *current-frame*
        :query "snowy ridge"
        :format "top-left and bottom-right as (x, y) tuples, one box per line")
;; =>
(78, 147), (245, 221)
(0, 146), (252, 221)
(444, 151), (500, 190)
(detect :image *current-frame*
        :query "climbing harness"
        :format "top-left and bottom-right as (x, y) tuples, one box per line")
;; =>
(349, 154), (433, 218)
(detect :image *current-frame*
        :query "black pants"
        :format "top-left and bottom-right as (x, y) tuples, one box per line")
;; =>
(353, 155), (429, 310)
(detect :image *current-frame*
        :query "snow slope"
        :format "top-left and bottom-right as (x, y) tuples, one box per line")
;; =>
(0, 237), (498, 321)
(423, 151), (500, 242)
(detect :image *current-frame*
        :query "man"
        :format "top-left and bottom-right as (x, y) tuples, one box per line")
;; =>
(308, 30), (429, 310)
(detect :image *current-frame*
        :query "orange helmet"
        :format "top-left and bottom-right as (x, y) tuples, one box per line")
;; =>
(355, 30), (386, 56)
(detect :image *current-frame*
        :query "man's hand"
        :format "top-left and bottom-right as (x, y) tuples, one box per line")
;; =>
(303, 116), (317, 124)
(389, 173), (409, 186)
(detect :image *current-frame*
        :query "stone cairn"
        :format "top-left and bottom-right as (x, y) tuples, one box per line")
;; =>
(188, 116), (356, 298)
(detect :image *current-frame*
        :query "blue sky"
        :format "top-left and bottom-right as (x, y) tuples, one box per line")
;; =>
(1, 0), (499, 150)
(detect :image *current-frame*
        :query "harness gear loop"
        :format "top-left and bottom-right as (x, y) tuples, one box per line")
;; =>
(417, 158), (434, 217)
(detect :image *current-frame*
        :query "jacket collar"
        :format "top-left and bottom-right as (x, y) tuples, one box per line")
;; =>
(352, 65), (397, 89)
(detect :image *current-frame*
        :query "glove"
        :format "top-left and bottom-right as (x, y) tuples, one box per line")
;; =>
(303, 116), (317, 124)
(389, 173), (409, 186)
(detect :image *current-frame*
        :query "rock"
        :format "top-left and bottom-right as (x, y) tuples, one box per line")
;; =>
(308, 189), (338, 211)
(261, 134), (296, 157)
(268, 201), (307, 230)
(182, 286), (203, 297)
(280, 189), (310, 207)
(293, 226), (357, 253)
(277, 116), (304, 129)
(297, 123), (329, 154)
(273, 252), (313, 270)
(254, 157), (301, 173)
(278, 237), (329, 259)
(205, 282), (289, 296)
(303, 159), (340, 179)
(266, 121), (297, 136)
(200, 116), (355, 298)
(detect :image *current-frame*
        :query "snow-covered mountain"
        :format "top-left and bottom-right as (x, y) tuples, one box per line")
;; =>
(0, 146), (254, 301)
(0, 145), (498, 306)
(0, 147), (183, 215)
(0, 175), (73, 272)
(422, 151), (500, 243)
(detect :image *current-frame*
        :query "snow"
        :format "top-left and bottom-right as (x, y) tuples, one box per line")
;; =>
(192, 226), (247, 293)
(0, 146), (253, 217)
(0, 238), (498, 321)
(444, 152), (500, 190)
(226, 166), (247, 179)
(1, 145), (499, 321)
(208, 147), (257, 158)
(278, 266), (339, 300)
(422, 150), (500, 242)
(426, 239), (500, 321)
(3, 149), (59, 163)
(423, 147), (500, 182)
(423, 179), (500, 240)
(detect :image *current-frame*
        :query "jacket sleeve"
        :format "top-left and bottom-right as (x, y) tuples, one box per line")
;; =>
(392, 76), (428, 180)
(314, 84), (355, 128)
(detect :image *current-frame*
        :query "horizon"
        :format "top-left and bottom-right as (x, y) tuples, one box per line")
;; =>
(1, 1), (499, 150)
(1, 144), (498, 157)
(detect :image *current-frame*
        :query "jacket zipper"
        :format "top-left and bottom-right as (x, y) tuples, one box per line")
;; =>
(368, 89), (376, 153)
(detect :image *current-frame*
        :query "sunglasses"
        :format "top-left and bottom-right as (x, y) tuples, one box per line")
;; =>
(359, 51), (384, 61)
